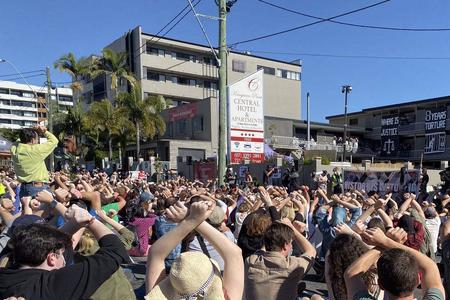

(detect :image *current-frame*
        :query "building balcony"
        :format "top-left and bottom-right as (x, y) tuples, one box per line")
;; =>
(141, 55), (218, 79)
(141, 80), (217, 101)
(267, 135), (300, 150)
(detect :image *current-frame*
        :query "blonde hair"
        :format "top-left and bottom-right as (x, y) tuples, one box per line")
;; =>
(77, 230), (95, 254)
(280, 206), (295, 221)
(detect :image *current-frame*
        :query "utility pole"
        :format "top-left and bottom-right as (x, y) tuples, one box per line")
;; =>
(218, 0), (227, 185)
(306, 92), (310, 150)
(46, 67), (54, 172)
(341, 85), (352, 163)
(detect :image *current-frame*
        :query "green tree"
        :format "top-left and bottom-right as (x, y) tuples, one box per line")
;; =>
(117, 85), (167, 158)
(93, 48), (136, 94)
(53, 53), (97, 97)
(53, 102), (86, 156)
(84, 99), (133, 162)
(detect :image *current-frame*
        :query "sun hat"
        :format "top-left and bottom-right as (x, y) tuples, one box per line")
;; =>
(207, 206), (225, 226)
(145, 252), (224, 300)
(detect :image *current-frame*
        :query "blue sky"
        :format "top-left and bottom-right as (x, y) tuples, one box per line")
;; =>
(1, 0), (450, 122)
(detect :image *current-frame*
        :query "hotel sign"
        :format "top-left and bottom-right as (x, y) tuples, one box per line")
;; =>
(228, 70), (265, 164)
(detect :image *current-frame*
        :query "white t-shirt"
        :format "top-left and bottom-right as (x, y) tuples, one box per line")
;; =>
(425, 216), (441, 254)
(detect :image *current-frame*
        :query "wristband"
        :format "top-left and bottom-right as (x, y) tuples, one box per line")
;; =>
(49, 199), (58, 209)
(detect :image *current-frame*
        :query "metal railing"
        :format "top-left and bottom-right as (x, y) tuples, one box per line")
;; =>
(267, 136), (300, 149)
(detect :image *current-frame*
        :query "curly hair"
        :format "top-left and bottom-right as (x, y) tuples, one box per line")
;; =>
(328, 234), (375, 300)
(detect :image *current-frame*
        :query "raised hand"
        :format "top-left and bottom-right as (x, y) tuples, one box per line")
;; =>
(186, 200), (215, 222)
(334, 223), (354, 236)
(258, 186), (272, 206)
(386, 227), (408, 244)
(361, 227), (389, 248)
(36, 190), (53, 204)
(165, 201), (188, 223)
(64, 204), (94, 226)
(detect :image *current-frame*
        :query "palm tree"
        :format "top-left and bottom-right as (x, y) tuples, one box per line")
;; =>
(84, 99), (132, 161)
(93, 48), (136, 95)
(117, 85), (167, 158)
(53, 102), (86, 155)
(53, 53), (97, 99)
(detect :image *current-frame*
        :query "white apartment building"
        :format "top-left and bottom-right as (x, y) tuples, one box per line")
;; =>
(0, 81), (73, 129)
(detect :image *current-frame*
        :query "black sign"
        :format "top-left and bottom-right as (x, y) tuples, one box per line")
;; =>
(381, 114), (399, 156)
(424, 107), (447, 154)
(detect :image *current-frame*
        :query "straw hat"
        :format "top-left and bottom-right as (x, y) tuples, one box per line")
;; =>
(145, 252), (224, 300)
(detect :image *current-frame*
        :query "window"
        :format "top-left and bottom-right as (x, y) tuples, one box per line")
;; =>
(59, 95), (73, 102)
(176, 52), (196, 62)
(10, 90), (22, 96)
(276, 69), (301, 81)
(24, 121), (36, 126)
(232, 60), (246, 73)
(147, 71), (160, 81)
(349, 118), (359, 125)
(11, 101), (35, 108)
(12, 120), (24, 126)
(146, 46), (158, 55)
(22, 92), (34, 98)
(257, 65), (275, 75)
(178, 77), (191, 86)
(189, 79), (196, 86)
(0, 109), (9, 114)
(193, 116), (204, 132)
(0, 100), (9, 105)
(0, 119), (10, 124)
(0, 88), (8, 94)
(23, 111), (36, 117)
(11, 110), (24, 116)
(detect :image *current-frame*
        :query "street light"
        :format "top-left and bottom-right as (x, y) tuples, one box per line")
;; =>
(0, 59), (41, 99)
(341, 85), (352, 162)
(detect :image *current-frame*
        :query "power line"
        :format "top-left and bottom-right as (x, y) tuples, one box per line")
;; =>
(0, 73), (46, 82)
(133, 2), (194, 56)
(235, 49), (450, 60)
(0, 69), (45, 78)
(135, 0), (203, 58)
(229, 0), (392, 47)
(256, 0), (450, 32)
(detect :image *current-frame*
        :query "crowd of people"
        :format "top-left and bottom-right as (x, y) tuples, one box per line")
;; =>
(0, 126), (449, 300)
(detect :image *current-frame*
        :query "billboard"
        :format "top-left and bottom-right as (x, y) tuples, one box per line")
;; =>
(380, 114), (399, 157)
(424, 107), (447, 154)
(344, 169), (419, 194)
(228, 70), (264, 164)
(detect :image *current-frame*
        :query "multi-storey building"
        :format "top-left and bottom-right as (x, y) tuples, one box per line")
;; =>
(81, 26), (302, 168)
(327, 95), (450, 167)
(0, 80), (73, 130)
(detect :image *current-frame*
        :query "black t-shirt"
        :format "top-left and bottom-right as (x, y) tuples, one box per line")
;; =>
(0, 234), (129, 300)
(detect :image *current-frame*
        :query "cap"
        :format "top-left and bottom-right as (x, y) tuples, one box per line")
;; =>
(139, 192), (155, 203)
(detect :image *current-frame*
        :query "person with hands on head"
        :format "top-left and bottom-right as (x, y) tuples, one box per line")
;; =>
(345, 227), (445, 300)
(11, 125), (58, 198)
(146, 198), (244, 300)
(244, 217), (316, 300)
(0, 204), (130, 300)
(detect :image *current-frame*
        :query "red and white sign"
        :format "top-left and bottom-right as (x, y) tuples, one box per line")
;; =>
(228, 70), (264, 164)
(169, 102), (198, 122)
